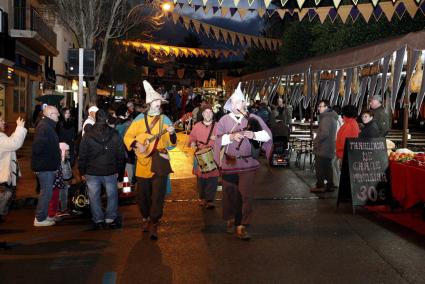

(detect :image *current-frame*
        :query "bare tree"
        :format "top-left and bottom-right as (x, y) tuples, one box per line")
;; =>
(51, 0), (165, 102)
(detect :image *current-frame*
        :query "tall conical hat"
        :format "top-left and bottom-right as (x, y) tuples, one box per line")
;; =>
(224, 82), (245, 112)
(143, 80), (168, 104)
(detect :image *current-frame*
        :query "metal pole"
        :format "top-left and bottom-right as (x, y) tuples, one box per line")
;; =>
(78, 48), (84, 132)
(402, 50), (411, 148)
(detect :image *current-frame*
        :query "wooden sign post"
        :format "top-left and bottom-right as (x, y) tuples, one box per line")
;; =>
(337, 138), (390, 213)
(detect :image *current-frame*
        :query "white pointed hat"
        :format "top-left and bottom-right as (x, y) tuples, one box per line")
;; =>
(143, 80), (168, 104)
(224, 82), (245, 112)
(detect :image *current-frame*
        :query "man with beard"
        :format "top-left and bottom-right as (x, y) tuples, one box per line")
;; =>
(189, 104), (218, 209)
(124, 80), (177, 240)
(214, 83), (272, 240)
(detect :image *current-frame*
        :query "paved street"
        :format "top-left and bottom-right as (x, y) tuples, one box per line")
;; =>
(1, 135), (425, 284)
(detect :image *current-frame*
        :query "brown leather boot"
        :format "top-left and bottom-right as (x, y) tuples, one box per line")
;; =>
(236, 225), (251, 241)
(149, 222), (159, 240)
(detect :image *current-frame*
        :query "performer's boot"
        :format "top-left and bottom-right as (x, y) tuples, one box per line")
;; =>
(226, 219), (235, 234)
(236, 225), (251, 241)
(141, 217), (150, 232)
(149, 221), (159, 240)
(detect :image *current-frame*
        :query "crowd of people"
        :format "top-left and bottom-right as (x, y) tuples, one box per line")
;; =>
(0, 80), (392, 243)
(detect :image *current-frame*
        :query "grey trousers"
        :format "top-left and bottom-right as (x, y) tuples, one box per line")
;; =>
(136, 175), (168, 223)
(315, 156), (334, 188)
(197, 176), (218, 202)
(222, 171), (256, 226)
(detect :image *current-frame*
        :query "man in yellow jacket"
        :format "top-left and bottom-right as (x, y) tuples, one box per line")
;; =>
(124, 80), (176, 240)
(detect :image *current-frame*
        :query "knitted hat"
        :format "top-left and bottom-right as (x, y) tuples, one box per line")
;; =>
(371, 95), (382, 102)
(224, 82), (245, 112)
(143, 80), (168, 104)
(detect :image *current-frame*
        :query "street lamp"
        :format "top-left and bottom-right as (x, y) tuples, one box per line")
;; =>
(127, 1), (173, 18)
(161, 3), (172, 12)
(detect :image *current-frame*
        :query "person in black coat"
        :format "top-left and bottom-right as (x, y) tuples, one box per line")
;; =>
(32, 106), (61, 226)
(359, 110), (381, 138)
(78, 109), (126, 229)
(57, 107), (77, 164)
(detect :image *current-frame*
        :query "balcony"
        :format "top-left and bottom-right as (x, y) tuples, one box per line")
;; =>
(10, 7), (58, 56)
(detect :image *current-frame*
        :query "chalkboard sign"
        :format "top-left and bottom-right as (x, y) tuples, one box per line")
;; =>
(337, 138), (390, 211)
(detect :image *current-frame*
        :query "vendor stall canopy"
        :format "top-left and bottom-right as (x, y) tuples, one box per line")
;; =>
(227, 29), (425, 116)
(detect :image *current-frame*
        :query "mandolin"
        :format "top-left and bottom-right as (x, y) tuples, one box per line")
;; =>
(135, 112), (192, 158)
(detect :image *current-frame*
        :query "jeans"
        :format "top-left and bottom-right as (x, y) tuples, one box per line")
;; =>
(35, 171), (56, 222)
(86, 175), (118, 223)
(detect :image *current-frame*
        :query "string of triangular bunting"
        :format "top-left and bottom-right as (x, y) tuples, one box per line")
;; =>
(171, 0), (425, 23)
(170, 12), (282, 50)
(173, 0), (424, 9)
(120, 40), (242, 58)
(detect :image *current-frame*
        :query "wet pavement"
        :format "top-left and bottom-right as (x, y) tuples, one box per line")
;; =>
(1, 134), (425, 283)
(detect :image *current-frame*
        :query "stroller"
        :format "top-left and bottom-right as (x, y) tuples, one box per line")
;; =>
(270, 135), (290, 167)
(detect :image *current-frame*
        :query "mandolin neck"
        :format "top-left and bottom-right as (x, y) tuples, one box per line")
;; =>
(147, 119), (181, 143)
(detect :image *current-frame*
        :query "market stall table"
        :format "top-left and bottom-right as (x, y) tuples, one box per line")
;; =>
(390, 161), (425, 209)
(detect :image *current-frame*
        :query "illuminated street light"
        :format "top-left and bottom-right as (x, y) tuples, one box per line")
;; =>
(161, 3), (172, 12)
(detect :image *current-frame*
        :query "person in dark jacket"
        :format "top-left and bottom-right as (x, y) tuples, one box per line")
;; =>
(311, 100), (338, 193)
(369, 95), (392, 137)
(78, 109), (126, 229)
(57, 107), (77, 164)
(32, 106), (61, 227)
(359, 110), (381, 138)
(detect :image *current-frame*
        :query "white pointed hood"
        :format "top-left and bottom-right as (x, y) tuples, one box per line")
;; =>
(144, 80), (168, 104)
(224, 82), (245, 112)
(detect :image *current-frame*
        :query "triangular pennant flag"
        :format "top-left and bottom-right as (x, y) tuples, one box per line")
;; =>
(314, 0), (321, 5)
(308, 9), (317, 21)
(178, 2), (184, 9)
(239, 8), (248, 19)
(332, 0), (342, 8)
(192, 20), (201, 33)
(258, 8), (266, 17)
(328, 7), (338, 22)
(173, 0), (177, 3)
(141, 43), (151, 53)
(161, 46), (170, 55)
(395, 2), (406, 19)
(202, 0), (208, 5)
(182, 16), (191, 29)
(350, 6), (360, 22)
(234, 0), (240, 6)
(172, 47), (180, 57)
(212, 6), (219, 14)
(230, 7), (238, 17)
(281, 0), (288, 7)
(221, 7), (229, 16)
(402, 0), (417, 18)
(373, 4), (383, 21)
(215, 50), (221, 58)
(288, 8), (295, 16)
(172, 13), (180, 24)
(317, 7), (329, 23)
(212, 27), (221, 41)
(421, 1), (425, 15)
(267, 9), (275, 17)
(298, 8), (309, 21)
(277, 9), (286, 19)
(352, 0), (359, 5)
(229, 31), (237, 45)
(245, 35), (252, 47)
(260, 38), (267, 49)
(371, 0), (379, 7)
(358, 3), (373, 23)
(203, 5), (211, 14)
(264, 0), (272, 8)
(248, 0), (255, 6)
(296, 0), (306, 9)
(252, 36), (260, 48)
(218, 0), (224, 6)
(222, 31), (229, 43)
(380, 1), (395, 21)
(338, 5), (351, 23)
(194, 5), (201, 12)
(187, 0), (192, 4)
